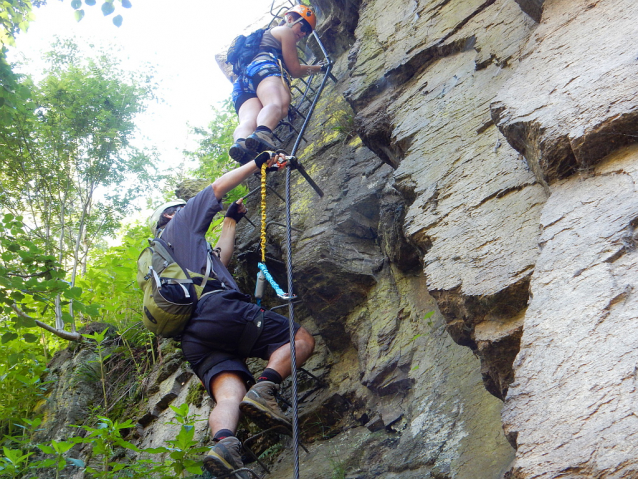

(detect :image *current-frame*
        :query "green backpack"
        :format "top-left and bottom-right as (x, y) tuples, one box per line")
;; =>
(136, 236), (214, 338)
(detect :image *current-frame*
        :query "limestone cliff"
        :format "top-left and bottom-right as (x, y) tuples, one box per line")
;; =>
(34, 0), (638, 478)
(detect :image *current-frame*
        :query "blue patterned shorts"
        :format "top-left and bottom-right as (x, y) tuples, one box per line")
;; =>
(232, 55), (291, 113)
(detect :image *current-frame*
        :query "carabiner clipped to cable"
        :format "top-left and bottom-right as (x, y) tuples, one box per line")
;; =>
(274, 149), (290, 170)
(257, 150), (288, 172)
(258, 262), (297, 301)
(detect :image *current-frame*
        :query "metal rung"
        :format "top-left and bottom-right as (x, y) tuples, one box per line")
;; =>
(287, 102), (307, 119)
(277, 120), (307, 145)
(244, 184), (286, 204)
(212, 468), (263, 479)
(266, 221), (302, 233)
(294, 77), (318, 95)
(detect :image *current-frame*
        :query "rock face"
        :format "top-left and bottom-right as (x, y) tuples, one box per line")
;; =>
(502, 145), (638, 478)
(493, 0), (638, 186)
(344, 0), (544, 402)
(32, 0), (638, 477)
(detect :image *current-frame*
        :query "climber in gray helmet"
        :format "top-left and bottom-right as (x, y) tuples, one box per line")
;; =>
(148, 153), (315, 478)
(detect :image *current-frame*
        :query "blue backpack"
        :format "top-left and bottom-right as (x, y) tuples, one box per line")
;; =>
(226, 29), (267, 76)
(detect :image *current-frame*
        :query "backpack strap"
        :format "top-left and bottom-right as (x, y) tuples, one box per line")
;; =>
(152, 236), (196, 299)
(148, 265), (193, 297)
(198, 252), (213, 290)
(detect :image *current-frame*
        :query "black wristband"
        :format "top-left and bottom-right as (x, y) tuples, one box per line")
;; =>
(225, 201), (246, 223)
(254, 151), (273, 169)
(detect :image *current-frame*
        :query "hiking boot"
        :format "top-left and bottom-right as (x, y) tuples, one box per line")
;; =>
(240, 381), (292, 432)
(245, 130), (277, 153)
(229, 139), (255, 165)
(202, 436), (252, 479)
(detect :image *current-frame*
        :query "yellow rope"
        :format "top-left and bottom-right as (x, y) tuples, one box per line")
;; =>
(260, 162), (267, 263)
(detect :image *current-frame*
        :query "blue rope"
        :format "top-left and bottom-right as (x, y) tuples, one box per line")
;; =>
(257, 262), (295, 300)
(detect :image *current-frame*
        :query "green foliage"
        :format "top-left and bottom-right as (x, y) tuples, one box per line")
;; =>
(0, 447), (33, 479)
(78, 416), (140, 477)
(76, 221), (158, 375)
(2, 38), (158, 237)
(409, 311), (435, 344)
(184, 98), (249, 244)
(329, 457), (347, 479)
(185, 98), (248, 205)
(0, 0), (44, 48)
(69, 0), (132, 27)
(100, 2), (115, 16)
(0, 34), (160, 432)
(331, 111), (356, 143)
(0, 41), (251, 476)
(184, 381), (205, 408)
(37, 439), (83, 478)
(10, 417), (43, 448)
(168, 402), (206, 428)
(159, 404), (208, 477)
(423, 310), (434, 326)
(185, 99), (237, 176)
(0, 334), (48, 435)
(0, 216), (157, 431)
(0, 38), (160, 334)
(0, 211), (103, 328)
(1, 416), (85, 479)
(0, 0), (41, 129)
(82, 328), (112, 411)
(77, 223), (147, 327)
(0, 213), (70, 434)
(0, 214), (67, 311)
(258, 442), (283, 461)
(0, 404), (209, 478)
(0, 52), (33, 129)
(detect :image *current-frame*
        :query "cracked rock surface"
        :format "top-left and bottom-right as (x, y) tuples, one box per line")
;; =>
(492, 0), (638, 185)
(503, 145), (638, 478)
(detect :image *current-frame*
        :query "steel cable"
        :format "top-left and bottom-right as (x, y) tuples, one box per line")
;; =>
(259, 14), (334, 479)
(285, 164), (300, 479)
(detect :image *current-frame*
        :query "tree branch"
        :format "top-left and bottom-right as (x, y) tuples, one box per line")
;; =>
(11, 304), (82, 342)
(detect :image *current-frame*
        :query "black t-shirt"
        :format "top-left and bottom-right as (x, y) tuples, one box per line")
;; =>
(160, 186), (239, 291)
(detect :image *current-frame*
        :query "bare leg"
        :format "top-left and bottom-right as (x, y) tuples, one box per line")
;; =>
(255, 76), (291, 130)
(209, 372), (247, 435)
(233, 98), (262, 140)
(265, 327), (315, 379)
(238, 328), (315, 432)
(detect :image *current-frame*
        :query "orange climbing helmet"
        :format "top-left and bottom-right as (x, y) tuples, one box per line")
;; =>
(285, 4), (317, 32)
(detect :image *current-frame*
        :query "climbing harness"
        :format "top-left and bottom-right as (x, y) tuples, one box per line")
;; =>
(278, 57), (290, 92)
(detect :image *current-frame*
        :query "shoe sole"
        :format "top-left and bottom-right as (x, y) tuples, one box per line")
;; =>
(240, 397), (292, 432)
(245, 136), (275, 153)
(203, 452), (236, 477)
(230, 144), (253, 164)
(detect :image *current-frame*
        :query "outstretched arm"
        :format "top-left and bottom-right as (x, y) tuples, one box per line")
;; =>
(276, 27), (322, 78)
(211, 162), (258, 201)
(211, 154), (279, 264)
(211, 154), (276, 200)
